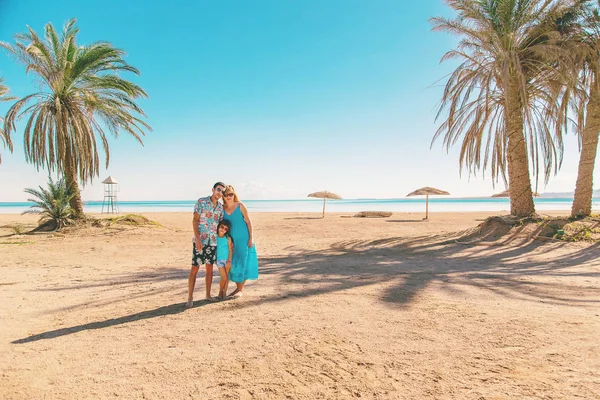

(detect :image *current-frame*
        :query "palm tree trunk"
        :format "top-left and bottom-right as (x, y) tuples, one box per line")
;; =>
(571, 84), (600, 217)
(506, 85), (536, 217)
(64, 151), (84, 217)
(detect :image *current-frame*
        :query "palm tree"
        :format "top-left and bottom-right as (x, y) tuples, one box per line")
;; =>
(571, 2), (600, 217)
(430, 0), (582, 217)
(0, 78), (15, 161)
(1, 19), (151, 216)
(23, 177), (76, 231)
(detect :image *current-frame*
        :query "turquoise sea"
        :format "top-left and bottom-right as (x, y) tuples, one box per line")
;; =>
(1, 197), (597, 214)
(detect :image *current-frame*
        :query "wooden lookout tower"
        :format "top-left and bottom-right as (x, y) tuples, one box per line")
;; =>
(101, 176), (120, 214)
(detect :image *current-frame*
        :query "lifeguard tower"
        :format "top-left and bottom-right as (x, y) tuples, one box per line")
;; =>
(101, 176), (120, 214)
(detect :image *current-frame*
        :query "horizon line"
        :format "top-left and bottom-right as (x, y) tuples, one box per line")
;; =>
(1, 195), (595, 205)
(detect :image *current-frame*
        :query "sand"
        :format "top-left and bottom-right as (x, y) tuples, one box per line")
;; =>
(0, 211), (599, 399)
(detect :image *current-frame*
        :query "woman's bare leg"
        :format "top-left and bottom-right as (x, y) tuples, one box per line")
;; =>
(228, 280), (246, 297)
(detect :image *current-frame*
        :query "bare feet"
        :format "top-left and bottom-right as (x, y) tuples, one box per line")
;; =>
(204, 296), (218, 302)
(228, 290), (243, 298)
(185, 300), (194, 308)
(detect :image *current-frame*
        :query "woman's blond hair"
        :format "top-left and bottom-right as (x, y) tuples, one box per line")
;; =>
(223, 185), (240, 202)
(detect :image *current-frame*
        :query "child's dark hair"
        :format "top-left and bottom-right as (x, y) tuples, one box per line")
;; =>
(217, 220), (232, 237)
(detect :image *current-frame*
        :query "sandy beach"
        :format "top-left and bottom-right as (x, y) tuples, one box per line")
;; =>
(1, 211), (599, 399)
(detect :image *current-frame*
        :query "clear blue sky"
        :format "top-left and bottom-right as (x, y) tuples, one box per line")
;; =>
(0, 0), (594, 201)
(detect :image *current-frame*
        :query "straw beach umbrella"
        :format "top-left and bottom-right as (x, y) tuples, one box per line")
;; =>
(307, 190), (342, 218)
(406, 187), (450, 220)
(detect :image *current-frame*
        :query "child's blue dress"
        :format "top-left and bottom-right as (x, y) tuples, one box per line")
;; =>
(216, 236), (230, 263)
(223, 205), (259, 282)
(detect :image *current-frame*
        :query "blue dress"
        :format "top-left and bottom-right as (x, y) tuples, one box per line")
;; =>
(223, 205), (259, 283)
(216, 236), (230, 262)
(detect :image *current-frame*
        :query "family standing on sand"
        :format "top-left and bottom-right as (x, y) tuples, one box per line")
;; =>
(186, 182), (259, 307)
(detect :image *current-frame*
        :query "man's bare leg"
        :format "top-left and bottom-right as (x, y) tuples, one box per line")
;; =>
(205, 263), (215, 301)
(186, 265), (200, 308)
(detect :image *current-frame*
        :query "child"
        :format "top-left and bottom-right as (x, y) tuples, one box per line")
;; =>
(215, 220), (234, 300)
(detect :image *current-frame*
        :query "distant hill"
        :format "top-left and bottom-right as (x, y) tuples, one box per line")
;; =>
(540, 189), (600, 198)
(539, 191), (573, 198)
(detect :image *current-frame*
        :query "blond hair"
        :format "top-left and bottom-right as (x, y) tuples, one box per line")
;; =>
(223, 185), (240, 202)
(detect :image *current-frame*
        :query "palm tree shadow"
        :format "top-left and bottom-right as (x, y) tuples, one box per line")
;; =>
(12, 302), (202, 344)
(0, 228), (38, 239)
(235, 232), (600, 311)
(13, 230), (599, 344)
(39, 269), (188, 293)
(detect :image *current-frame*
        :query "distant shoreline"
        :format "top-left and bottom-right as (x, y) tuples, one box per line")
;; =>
(0, 195), (594, 204)
(1, 197), (598, 215)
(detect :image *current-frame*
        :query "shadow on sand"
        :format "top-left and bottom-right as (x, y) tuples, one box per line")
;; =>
(12, 301), (210, 344)
(234, 227), (600, 310)
(12, 226), (600, 344)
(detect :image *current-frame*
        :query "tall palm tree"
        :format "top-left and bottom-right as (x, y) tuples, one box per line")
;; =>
(0, 78), (15, 161)
(1, 19), (151, 216)
(430, 0), (581, 217)
(571, 2), (600, 217)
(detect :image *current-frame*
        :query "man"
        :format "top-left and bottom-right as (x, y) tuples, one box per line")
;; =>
(186, 182), (225, 308)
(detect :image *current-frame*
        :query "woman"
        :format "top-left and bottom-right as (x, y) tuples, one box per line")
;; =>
(222, 185), (259, 297)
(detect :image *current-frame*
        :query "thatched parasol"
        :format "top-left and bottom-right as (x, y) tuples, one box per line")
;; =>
(491, 189), (540, 197)
(307, 190), (342, 218)
(406, 187), (450, 219)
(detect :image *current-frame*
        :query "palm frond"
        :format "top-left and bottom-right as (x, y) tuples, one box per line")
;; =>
(1, 18), (152, 184)
(23, 177), (76, 230)
(0, 78), (17, 161)
(431, 0), (584, 185)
